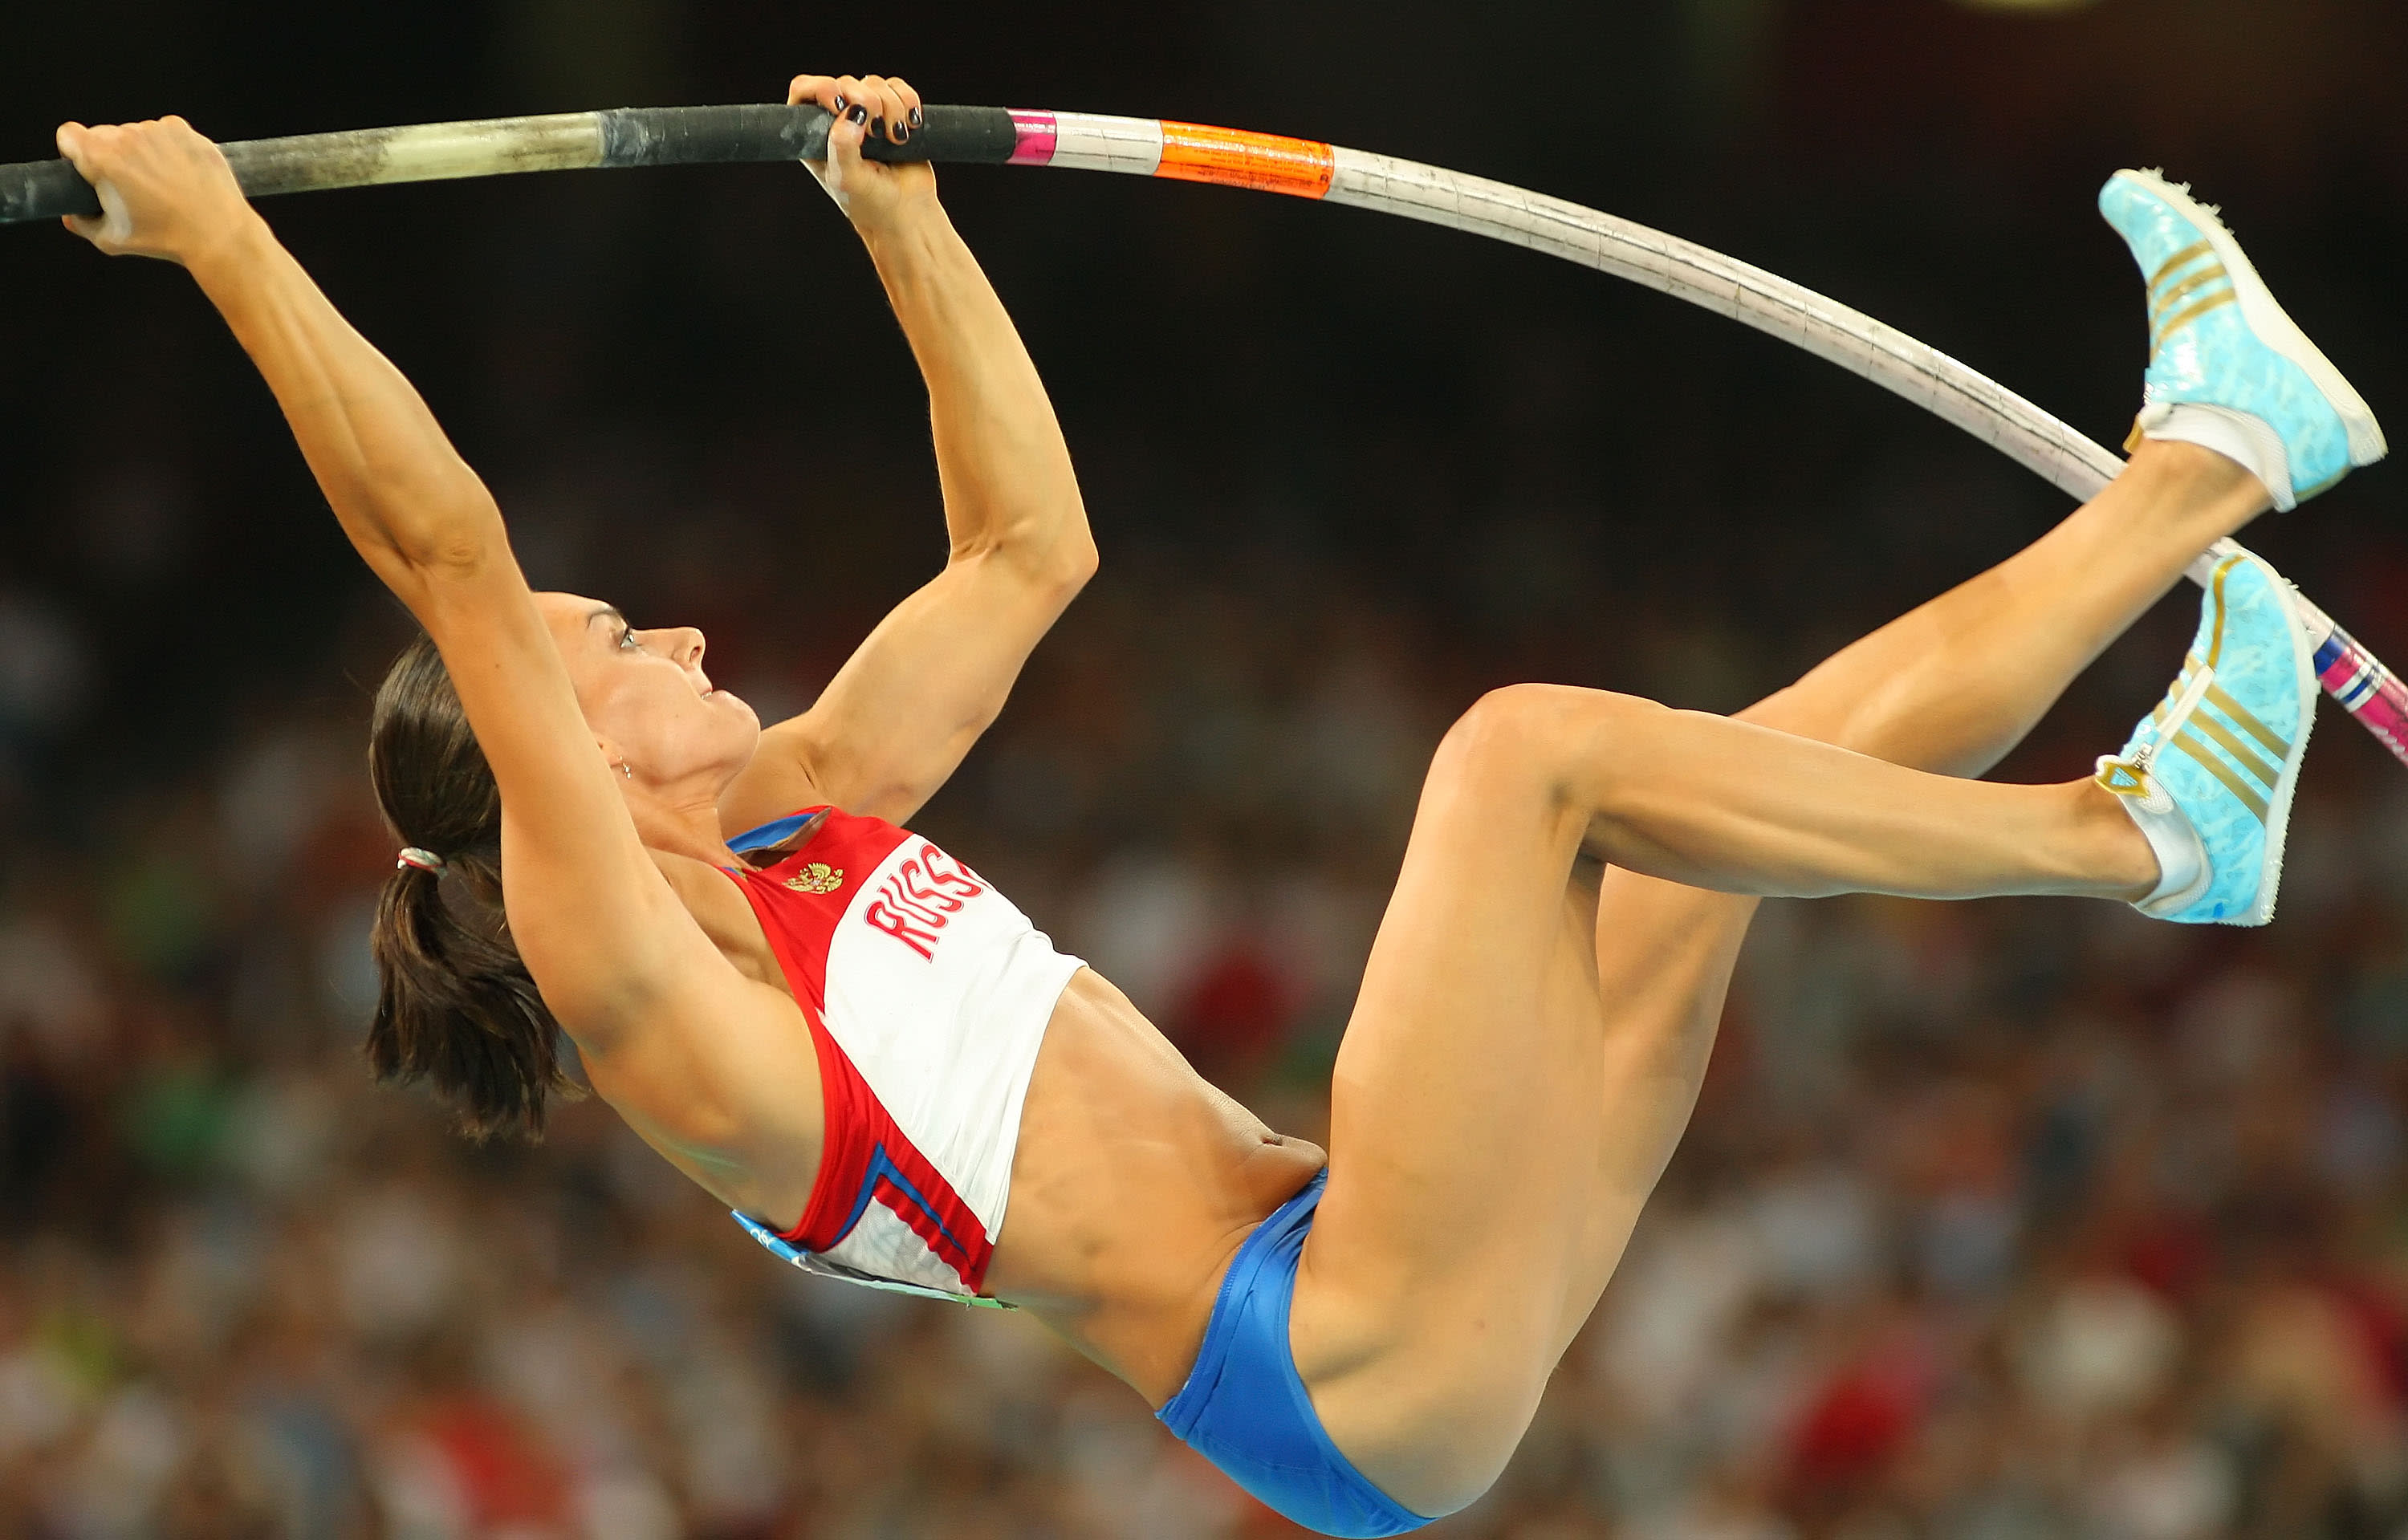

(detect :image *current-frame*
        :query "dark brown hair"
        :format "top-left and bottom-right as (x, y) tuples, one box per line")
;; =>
(365, 633), (580, 1140)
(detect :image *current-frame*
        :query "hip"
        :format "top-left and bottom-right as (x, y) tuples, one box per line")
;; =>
(986, 966), (1325, 1402)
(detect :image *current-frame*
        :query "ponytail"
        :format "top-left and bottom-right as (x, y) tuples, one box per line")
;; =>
(364, 633), (581, 1140)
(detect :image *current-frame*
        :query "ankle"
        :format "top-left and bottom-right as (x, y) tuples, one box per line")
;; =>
(2127, 437), (2274, 531)
(2072, 778), (2165, 900)
(2129, 435), (2249, 489)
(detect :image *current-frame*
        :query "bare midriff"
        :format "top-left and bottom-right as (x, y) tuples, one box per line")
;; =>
(986, 967), (1327, 1406)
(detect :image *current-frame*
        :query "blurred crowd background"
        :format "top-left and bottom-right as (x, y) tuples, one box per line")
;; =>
(6, 0), (2408, 1535)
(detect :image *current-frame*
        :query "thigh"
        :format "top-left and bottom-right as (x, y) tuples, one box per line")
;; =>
(1561, 866), (1759, 1321)
(1290, 704), (1764, 1514)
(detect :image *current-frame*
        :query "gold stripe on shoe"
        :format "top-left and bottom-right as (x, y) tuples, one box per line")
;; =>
(2150, 263), (2231, 322)
(2204, 558), (2243, 668)
(2203, 681), (2291, 759)
(2147, 238), (2217, 294)
(2173, 726), (2271, 822)
(2150, 291), (2240, 361)
(2189, 709), (2282, 791)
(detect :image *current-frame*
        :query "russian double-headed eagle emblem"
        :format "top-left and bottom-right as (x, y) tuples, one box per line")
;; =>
(784, 863), (844, 895)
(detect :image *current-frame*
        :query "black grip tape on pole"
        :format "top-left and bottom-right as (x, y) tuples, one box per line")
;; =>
(598, 104), (1017, 168)
(0, 157), (100, 223)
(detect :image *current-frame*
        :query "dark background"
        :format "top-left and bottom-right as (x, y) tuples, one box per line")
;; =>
(2, 2), (2406, 1536)
(4, 0), (2405, 818)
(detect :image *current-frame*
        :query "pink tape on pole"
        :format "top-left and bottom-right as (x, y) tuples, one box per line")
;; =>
(2316, 631), (2408, 761)
(1007, 111), (1058, 167)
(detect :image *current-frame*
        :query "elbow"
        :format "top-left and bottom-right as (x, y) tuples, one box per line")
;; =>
(1023, 542), (1096, 613)
(388, 491), (507, 579)
(1036, 506), (1100, 596)
(399, 530), (495, 580)
(970, 522), (1098, 604)
(1052, 531), (1100, 597)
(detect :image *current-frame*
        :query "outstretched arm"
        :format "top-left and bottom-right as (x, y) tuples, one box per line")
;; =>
(54, 116), (731, 1037)
(718, 73), (1098, 834)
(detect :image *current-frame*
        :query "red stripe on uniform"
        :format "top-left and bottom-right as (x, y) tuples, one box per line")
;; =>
(855, 1092), (996, 1292)
(719, 807), (913, 1251)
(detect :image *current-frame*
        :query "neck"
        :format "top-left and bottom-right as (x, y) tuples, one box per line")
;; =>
(626, 780), (743, 868)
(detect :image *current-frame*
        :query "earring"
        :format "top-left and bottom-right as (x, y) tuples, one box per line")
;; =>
(620, 762), (634, 780)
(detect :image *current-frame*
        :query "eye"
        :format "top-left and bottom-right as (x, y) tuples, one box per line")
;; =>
(617, 625), (641, 652)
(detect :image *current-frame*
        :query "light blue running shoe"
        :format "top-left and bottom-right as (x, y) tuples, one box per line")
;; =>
(2095, 550), (2315, 926)
(2100, 169), (2386, 510)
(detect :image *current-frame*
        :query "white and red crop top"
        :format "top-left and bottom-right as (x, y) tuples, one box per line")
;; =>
(721, 807), (1084, 1308)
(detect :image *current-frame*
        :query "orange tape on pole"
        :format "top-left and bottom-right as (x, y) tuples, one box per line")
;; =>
(1156, 122), (1334, 198)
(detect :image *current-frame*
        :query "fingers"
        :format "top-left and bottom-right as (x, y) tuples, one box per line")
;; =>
(825, 77), (868, 173)
(790, 73), (868, 168)
(859, 76), (910, 144)
(796, 73), (863, 122)
(829, 75), (872, 134)
(55, 123), (110, 247)
(54, 116), (214, 172)
(47, 114), (243, 260)
(785, 71), (921, 144)
(55, 120), (98, 173)
(55, 122), (108, 246)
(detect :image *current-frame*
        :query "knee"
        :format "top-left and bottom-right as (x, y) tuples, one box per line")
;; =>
(1434, 684), (1658, 807)
(1439, 683), (1602, 772)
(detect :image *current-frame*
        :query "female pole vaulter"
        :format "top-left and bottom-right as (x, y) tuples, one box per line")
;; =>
(53, 65), (2382, 1536)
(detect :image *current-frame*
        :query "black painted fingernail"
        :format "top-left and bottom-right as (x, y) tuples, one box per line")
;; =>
(832, 94), (847, 112)
(894, 123), (912, 144)
(908, 107), (923, 128)
(848, 104), (868, 126)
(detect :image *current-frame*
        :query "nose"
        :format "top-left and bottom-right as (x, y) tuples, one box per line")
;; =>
(665, 627), (706, 668)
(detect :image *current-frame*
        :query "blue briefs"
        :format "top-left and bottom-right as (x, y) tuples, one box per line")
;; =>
(1157, 1170), (1431, 1538)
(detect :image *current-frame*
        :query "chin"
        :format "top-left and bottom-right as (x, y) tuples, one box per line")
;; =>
(718, 704), (763, 763)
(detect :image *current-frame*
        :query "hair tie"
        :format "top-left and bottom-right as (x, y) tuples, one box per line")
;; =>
(397, 847), (449, 874)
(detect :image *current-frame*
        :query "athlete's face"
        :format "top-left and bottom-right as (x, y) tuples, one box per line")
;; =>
(535, 591), (761, 789)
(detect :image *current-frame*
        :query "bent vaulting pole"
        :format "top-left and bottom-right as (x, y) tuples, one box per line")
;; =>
(6, 103), (2401, 763)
